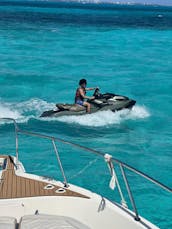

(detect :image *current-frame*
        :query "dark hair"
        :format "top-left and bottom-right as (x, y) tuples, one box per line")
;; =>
(79, 79), (87, 86)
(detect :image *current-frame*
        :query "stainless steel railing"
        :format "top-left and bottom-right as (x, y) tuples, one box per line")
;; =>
(0, 118), (171, 221)
(1, 118), (69, 187)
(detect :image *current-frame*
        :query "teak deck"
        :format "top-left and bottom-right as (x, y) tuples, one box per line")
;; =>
(0, 155), (88, 199)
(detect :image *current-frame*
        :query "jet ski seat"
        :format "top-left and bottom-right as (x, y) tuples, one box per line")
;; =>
(56, 104), (71, 110)
(70, 105), (85, 112)
(56, 104), (85, 112)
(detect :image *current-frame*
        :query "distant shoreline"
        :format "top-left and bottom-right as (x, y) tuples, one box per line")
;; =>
(1, 0), (172, 9)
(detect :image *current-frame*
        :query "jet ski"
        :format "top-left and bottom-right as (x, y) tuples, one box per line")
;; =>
(40, 88), (136, 118)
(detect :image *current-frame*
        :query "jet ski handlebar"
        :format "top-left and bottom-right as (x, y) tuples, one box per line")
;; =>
(93, 88), (102, 99)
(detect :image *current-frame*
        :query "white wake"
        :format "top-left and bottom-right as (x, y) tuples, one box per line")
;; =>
(0, 98), (150, 127)
(57, 105), (150, 127)
(0, 98), (54, 123)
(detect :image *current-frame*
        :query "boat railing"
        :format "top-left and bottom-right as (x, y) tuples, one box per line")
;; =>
(0, 118), (171, 222)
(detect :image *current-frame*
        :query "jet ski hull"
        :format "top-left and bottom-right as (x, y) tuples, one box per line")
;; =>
(40, 93), (136, 118)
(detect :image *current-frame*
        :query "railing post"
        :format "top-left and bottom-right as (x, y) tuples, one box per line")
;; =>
(14, 123), (19, 167)
(120, 163), (140, 221)
(0, 118), (19, 167)
(52, 139), (68, 188)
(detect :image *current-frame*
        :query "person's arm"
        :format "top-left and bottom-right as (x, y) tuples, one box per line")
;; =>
(79, 88), (95, 100)
(85, 87), (97, 91)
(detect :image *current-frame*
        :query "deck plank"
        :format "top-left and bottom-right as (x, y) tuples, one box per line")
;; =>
(25, 177), (30, 197)
(0, 155), (89, 199)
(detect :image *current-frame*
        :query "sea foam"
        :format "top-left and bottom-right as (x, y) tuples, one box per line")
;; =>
(57, 105), (150, 127)
(0, 99), (54, 124)
(0, 98), (150, 127)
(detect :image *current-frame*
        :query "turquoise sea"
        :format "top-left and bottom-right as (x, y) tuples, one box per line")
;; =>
(0, 1), (172, 228)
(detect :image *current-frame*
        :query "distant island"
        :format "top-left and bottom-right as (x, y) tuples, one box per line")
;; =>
(51, 0), (172, 6)
(1, 0), (172, 7)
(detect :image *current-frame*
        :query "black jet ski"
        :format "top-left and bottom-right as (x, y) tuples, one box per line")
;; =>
(40, 88), (136, 118)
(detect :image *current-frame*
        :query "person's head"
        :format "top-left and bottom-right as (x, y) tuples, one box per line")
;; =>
(79, 79), (87, 88)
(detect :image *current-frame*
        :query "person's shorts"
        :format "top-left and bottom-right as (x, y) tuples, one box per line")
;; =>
(76, 100), (84, 106)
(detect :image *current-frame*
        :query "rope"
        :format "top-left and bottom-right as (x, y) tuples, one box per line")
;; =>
(104, 154), (128, 208)
(69, 158), (98, 180)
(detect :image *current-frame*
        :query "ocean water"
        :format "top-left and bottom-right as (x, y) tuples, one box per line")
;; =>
(0, 1), (172, 228)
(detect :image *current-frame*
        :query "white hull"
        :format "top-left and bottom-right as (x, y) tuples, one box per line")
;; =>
(1, 118), (170, 229)
(0, 192), (158, 229)
(0, 158), (158, 229)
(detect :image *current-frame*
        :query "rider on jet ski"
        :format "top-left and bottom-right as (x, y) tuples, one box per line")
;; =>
(75, 79), (97, 113)
(40, 80), (136, 118)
